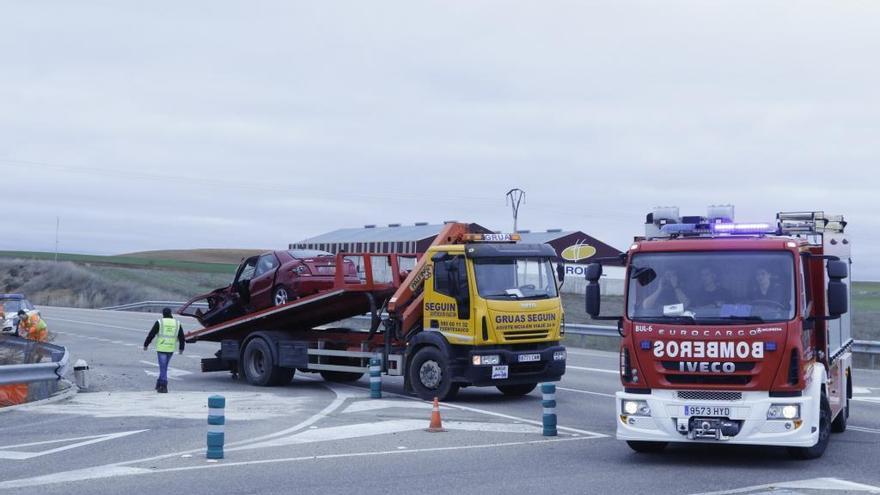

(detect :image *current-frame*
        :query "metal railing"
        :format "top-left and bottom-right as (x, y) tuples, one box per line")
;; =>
(101, 300), (209, 313)
(0, 335), (70, 386)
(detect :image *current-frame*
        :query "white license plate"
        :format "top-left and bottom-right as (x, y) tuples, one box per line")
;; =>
(518, 353), (541, 363)
(683, 405), (731, 417)
(491, 365), (509, 379)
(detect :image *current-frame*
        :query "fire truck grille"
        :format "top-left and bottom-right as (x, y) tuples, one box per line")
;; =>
(666, 375), (751, 385)
(677, 391), (743, 401)
(503, 330), (549, 341)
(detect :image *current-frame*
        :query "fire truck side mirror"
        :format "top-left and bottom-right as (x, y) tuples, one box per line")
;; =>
(827, 260), (848, 280)
(585, 263), (602, 318)
(827, 281), (848, 317)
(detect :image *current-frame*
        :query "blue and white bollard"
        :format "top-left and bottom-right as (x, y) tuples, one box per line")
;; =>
(369, 356), (382, 399)
(542, 383), (557, 437)
(207, 395), (225, 459)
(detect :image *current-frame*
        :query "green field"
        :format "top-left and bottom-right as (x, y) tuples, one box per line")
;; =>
(0, 250), (237, 274)
(565, 281), (880, 341)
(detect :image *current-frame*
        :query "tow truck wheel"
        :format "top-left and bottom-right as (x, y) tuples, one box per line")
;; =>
(626, 441), (668, 453)
(409, 346), (459, 401)
(273, 285), (290, 306)
(496, 383), (537, 396)
(788, 392), (831, 460)
(831, 376), (851, 433)
(242, 338), (295, 386)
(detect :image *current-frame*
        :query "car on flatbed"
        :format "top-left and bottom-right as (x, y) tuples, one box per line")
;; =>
(183, 250), (360, 327)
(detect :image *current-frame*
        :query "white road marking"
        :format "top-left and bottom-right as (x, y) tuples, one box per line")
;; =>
(237, 419), (546, 450)
(140, 360), (192, 381)
(853, 386), (872, 395)
(689, 477), (880, 495)
(557, 386), (615, 398)
(565, 365), (618, 375)
(0, 436), (593, 489)
(342, 399), (432, 414)
(849, 425), (880, 435)
(18, 391), (313, 420)
(0, 430), (148, 460)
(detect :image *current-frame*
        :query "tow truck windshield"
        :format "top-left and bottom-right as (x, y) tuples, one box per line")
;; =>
(474, 258), (559, 300)
(627, 251), (795, 323)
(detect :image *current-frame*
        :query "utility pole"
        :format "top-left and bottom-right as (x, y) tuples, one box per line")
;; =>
(505, 188), (525, 232)
(54, 217), (60, 262)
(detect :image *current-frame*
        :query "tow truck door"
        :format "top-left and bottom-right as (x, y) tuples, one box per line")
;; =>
(423, 254), (475, 345)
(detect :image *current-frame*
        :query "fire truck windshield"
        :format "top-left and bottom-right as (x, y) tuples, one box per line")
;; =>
(627, 251), (795, 323)
(473, 258), (559, 300)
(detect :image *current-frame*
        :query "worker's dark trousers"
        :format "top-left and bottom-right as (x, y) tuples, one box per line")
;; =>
(156, 352), (173, 388)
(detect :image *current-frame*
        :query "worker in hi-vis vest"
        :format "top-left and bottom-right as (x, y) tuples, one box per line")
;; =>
(143, 308), (185, 393)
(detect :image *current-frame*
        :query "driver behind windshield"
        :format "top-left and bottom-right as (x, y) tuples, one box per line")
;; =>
(642, 268), (690, 310)
(750, 265), (786, 303)
(690, 266), (733, 308)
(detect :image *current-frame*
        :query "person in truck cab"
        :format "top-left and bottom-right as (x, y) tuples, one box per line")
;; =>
(690, 266), (733, 307)
(642, 268), (690, 310)
(750, 266), (785, 302)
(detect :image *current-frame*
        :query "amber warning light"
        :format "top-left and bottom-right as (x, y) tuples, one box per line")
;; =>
(463, 233), (521, 242)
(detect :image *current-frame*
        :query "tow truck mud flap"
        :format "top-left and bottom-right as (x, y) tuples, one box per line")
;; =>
(278, 341), (308, 368)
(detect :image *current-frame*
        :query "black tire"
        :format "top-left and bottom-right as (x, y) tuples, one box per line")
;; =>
(497, 383), (538, 396)
(320, 370), (365, 382)
(788, 391), (831, 460)
(242, 338), (294, 386)
(832, 374), (851, 433)
(408, 346), (459, 401)
(273, 285), (291, 306)
(626, 441), (668, 453)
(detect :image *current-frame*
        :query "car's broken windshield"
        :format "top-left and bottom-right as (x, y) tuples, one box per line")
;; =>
(627, 251), (796, 323)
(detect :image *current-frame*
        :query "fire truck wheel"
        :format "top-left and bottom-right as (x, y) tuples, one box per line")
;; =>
(242, 338), (295, 386)
(831, 377), (850, 433)
(788, 392), (831, 460)
(626, 441), (668, 453)
(496, 383), (537, 396)
(409, 346), (459, 401)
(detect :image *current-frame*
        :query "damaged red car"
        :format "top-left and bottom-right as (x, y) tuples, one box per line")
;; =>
(179, 250), (360, 327)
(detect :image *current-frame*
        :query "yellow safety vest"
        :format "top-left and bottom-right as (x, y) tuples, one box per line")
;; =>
(156, 318), (180, 353)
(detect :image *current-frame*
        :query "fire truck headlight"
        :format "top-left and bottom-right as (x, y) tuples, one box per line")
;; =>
(767, 404), (800, 420)
(622, 400), (651, 416)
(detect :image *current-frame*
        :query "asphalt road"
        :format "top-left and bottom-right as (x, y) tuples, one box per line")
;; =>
(1, 306), (879, 495)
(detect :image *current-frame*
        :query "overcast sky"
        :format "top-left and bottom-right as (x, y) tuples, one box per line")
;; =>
(1, 1), (878, 279)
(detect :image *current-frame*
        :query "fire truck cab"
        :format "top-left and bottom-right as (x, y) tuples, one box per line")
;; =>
(586, 207), (852, 459)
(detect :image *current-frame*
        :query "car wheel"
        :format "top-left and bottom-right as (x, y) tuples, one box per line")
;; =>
(408, 346), (459, 401)
(273, 285), (291, 306)
(242, 338), (294, 386)
(496, 383), (538, 396)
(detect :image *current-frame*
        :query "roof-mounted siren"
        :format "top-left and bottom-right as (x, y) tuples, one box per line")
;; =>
(645, 206), (680, 239)
(707, 205), (735, 224)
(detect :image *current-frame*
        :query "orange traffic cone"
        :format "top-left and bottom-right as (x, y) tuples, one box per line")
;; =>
(426, 397), (446, 432)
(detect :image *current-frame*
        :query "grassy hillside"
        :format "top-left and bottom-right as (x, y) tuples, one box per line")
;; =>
(565, 281), (880, 341)
(0, 250), (237, 274)
(0, 259), (230, 308)
(122, 248), (267, 264)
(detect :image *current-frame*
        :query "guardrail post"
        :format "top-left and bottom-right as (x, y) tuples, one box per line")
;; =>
(73, 359), (89, 390)
(369, 355), (382, 399)
(541, 383), (557, 437)
(207, 395), (225, 459)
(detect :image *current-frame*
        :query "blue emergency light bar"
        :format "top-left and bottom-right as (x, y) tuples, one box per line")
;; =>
(712, 223), (774, 234)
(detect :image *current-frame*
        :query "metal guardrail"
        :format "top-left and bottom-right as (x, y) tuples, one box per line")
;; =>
(0, 335), (70, 386)
(101, 300), (208, 313)
(854, 340), (880, 354)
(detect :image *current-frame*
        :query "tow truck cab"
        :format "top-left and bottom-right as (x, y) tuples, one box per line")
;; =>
(586, 207), (852, 459)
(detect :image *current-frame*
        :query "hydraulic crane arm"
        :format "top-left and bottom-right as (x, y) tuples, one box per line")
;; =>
(387, 222), (473, 338)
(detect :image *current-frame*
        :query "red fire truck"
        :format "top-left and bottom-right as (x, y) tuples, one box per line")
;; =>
(586, 207), (852, 459)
